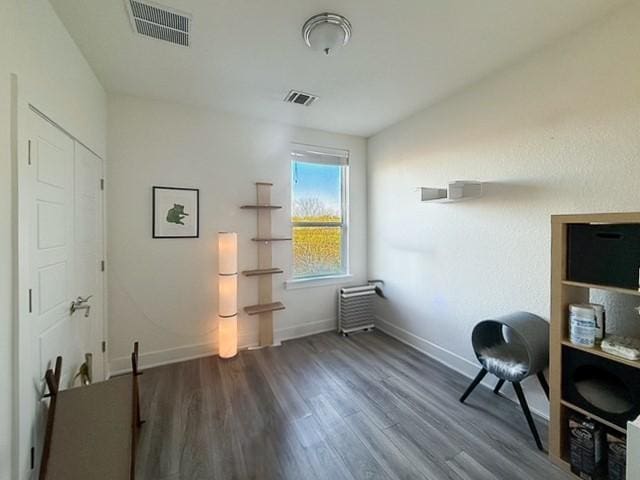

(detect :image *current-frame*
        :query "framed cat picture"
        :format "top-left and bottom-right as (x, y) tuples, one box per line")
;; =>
(152, 186), (199, 238)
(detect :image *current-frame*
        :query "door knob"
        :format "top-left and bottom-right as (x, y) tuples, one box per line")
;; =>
(70, 296), (93, 317)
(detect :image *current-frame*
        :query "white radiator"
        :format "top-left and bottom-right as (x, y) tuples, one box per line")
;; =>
(338, 285), (376, 335)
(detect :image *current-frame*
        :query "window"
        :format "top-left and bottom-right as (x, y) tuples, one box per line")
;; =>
(290, 145), (348, 280)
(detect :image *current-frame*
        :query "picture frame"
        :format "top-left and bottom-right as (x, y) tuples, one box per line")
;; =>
(152, 186), (199, 238)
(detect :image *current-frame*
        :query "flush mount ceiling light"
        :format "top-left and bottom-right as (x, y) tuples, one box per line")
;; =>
(302, 13), (352, 55)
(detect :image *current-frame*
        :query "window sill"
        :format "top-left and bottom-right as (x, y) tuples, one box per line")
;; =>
(285, 274), (353, 290)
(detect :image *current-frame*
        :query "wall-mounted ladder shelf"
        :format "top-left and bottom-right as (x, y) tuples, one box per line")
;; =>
(241, 182), (290, 347)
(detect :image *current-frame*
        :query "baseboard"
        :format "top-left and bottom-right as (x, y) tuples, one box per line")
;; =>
(275, 317), (336, 343)
(375, 316), (550, 421)
(109, 317), (336, 375)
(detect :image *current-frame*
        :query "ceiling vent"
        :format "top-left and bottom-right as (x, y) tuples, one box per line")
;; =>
(284, 90), (319, 107)
(126, 0), (191, 47)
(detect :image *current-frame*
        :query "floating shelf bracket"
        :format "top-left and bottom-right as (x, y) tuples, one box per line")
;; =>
(420, 181), (483, 203)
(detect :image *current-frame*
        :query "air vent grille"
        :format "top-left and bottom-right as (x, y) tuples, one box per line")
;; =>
(284, 90), (318, 106)
(127, 0), (191, 46)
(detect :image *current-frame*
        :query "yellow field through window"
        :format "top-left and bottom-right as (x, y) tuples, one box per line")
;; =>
(290, 145), (349, 279)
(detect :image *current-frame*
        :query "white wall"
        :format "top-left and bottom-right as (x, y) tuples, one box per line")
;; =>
(107, 94), (367, 372)
(0, 1), (106, 478)
(367, 2), (640, 418)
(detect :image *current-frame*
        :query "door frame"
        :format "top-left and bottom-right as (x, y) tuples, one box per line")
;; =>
(12, 74), (107, 479)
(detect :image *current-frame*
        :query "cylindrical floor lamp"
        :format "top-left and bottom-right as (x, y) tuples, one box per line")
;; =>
(218, 232), (238, 359)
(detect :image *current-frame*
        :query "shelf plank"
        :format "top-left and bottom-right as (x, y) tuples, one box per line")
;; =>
(561, 340), (640, 370)
(552, 212), (640, 225)
(562, 280), (640, 297)
(255, 182), (273, 186)
(251, 237), (292, 242)
(240, 205), (282, 209)
(244, 302), (285, 316)
(560, 400), (626, 434)
(242, 268), (284, 277)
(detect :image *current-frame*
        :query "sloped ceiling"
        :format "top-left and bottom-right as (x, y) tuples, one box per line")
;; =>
(50, 0), (628, 136)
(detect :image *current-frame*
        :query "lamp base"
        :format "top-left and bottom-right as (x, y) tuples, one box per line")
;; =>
(218, 315), (238, 359)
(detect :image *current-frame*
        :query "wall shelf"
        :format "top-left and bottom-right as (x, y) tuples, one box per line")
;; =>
(244, 302), (285, 316)
(242, 268), (283, 277)
(240, 205), (282, 209)
(420, 181), (483, 203)
(251, 237), (291, 242)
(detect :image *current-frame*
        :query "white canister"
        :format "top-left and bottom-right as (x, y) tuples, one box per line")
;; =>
(569, 304), (597, 347)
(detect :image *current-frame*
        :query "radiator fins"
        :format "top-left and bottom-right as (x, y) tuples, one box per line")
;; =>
(338, 285), (376, 335)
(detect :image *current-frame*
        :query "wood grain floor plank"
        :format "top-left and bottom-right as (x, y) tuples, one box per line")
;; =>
(310, 352), (397, 430)
(345, 411), (431, 480)
(217, 354), (284, 479)
(200, 356), (248, 480)
(253, 348), (312, 422)
(379, 360), (561, 480)
(306, 395), (392, 480)
(278, 341), (360, 418)
(446, 451), (498, 480)
(135, 331), (572, 480)
(291, 414), (357, 480)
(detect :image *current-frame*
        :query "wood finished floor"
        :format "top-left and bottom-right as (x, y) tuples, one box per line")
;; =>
(136, 331), (571, 480)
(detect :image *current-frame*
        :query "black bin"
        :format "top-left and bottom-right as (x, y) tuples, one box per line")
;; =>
(567, 223), (640, 289)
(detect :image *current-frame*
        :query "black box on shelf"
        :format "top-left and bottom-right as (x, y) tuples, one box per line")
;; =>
(607, 433), (626, 480)
(567, 223), (640, 290)
(569, 414), (606, 480)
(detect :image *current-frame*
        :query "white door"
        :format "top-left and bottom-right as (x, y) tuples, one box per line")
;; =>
(20, 110), (105, 477)
(74, 142), (106, 381)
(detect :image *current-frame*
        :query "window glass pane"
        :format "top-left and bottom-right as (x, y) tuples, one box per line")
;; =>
(292, 161), (342, 223)
(292, 226), (343, 277)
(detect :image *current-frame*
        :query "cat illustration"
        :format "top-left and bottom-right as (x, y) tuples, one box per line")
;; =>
(166, 204), (189, 225)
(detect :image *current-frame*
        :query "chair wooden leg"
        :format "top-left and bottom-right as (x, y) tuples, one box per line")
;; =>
(537, 372), (549, 400)
(512, 382), (543, 451)
(460, 368), (487, 404)
(493, 379), (505, 395)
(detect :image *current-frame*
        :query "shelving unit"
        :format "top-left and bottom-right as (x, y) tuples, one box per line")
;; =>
(549, 212), (640, 477)
(241, 182), (290, 347)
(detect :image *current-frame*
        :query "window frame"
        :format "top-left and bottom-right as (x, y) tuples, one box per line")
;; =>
(289, 146), (350, 283)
